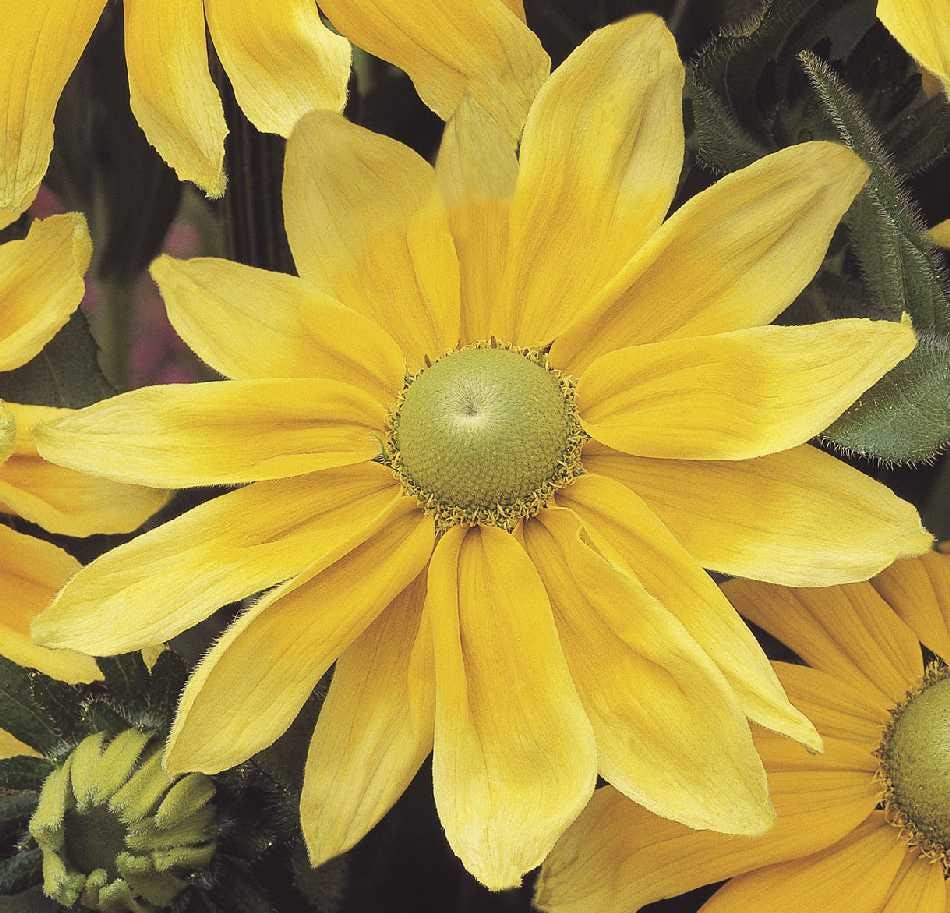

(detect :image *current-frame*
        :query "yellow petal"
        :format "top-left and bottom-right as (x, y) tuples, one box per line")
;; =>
(0, 403), (14, 465)
(427, 524), (596, 891)
(879, 0), (950, 95)
(165, 498), (433, 775)
(124, 0), (227, 196)
(284, 111), (460, 370)
(523, 508), (772, 836)
(32, 463), (401, 655)
(584, 442), (933, 586)
(577, 319), (916, 461)
(151, 255), (405, 404)
(0, 404), (168, 537)
(33, 379), (387, 488)
(0, 728), (39, 759)
(535, 718), (881, 913)
(557, 473), (820, 751)
(724, 577), (924, 708)
(701, 814), (912, 913)
(499, 15), (684, 347)
(204, 0), (350, 135)
(0, 2), (104, 227)
(302, 573), (433, 866)
(435, 97), (518, 345)
(319, 0), (548, 141)
(0, 524), (100, 684)
(551, 142), (869, 375)
(881, 850), (947, 913)
(0, 214), (91, 371)
(872, 550), (950, 660)
(931, 219), (950, 248)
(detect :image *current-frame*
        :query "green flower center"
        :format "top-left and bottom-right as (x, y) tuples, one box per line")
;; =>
(63, 806), (128, 880)
(878, 664), (950, 868)
(387, 342), (586, 530)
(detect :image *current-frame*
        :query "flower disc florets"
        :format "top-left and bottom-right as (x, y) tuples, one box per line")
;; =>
(29, 730), (217, 912)
(876, 662), (950, 869)
(385, 340), (587, 531)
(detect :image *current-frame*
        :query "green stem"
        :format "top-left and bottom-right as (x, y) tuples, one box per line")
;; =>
(99, 277), (136, 392)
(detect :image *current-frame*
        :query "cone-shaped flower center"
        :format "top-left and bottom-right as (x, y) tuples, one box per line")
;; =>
(30, 730), (217, 912)
(388, 343), (586, 529)
(878, 664), (950, 867)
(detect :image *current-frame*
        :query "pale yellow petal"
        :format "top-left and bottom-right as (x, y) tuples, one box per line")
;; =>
(151, 255), (405, 404)
(0, 214), (91, 371)
(0, 728), (38, 759)
(302, 573), (433, 866)
(205, 0), (350, 135)
(499, 15), (684, 347)
(0, 2), (105, 227)
(931, 219), (950, 248)
(523, 508), (772, 836)
(0, 524), (100, 684)
(701, 814), (913, 912)
(872, 550), (950, 661)
(879, 0), (950, 95)
(551, 142), (869, 375)
(557, 473), (820, 750)
(435, 97), (518, 344)
(584, 442), (933, 586)
(724, 577), (924, 708)
(32, 463), (401, 656)
(320, 0), (548, 141)
(881, 851), (947, 913)
(427, 524), (596, 891)
(284, 110), (460, 369)
(124, 0), (227, 196)
(165, 498), (434, 774)
(0, 404), (13, 465)
(577, 319), (916, 461)
(0, 404), (168, 537)
(33, 379), (386, 488)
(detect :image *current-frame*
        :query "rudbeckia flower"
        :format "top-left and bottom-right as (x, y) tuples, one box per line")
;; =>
(0, 0), (547, 228)
(878, 0), (950, 96)
(0, 213), (166, 701)
(33, 14), (931, 891)
(535, 548), (950, 913)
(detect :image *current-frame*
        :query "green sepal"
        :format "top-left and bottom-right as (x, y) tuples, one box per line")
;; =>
(0, 850), (42, 897)
(0, 793), (39, 842)
(97, 655), (150, 715)
(28, 675), (88, 751)
(144, 651), (188, 726)
(0, 757), (54, 792)
(0, 658), (62, 757)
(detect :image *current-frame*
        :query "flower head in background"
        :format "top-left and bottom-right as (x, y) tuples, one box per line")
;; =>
(0, 0), (547, 227)
(878, 0), (950, 96)
(34, 15), (931, 891)
(0, 214), (165, 697)
(535, 547), (950, 913)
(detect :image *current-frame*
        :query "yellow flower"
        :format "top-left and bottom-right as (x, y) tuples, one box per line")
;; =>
(0, 0), (548, 228)
(878, 0), (950, 96)
(535, 547), (950, 913)
(32, 14), (931, 891)
(0, 214), (166, 693)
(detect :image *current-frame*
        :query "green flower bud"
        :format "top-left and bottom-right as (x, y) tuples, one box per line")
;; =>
(29, 730), (216, 912)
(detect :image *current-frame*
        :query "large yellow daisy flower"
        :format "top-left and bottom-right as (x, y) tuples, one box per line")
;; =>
(878, 0), (950, 96)
(536, 548), (950, 913)
(0, 213), (166, 694)
(32, 15), (931, 891)
(0, 0), (547, 227)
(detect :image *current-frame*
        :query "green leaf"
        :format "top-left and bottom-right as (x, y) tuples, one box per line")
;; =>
(0, 884), (60, 911)
(0, 794), (38, 842)
(0, 852), (43, 898)
(97, 653), (149, 710)
(0, 758), (54, 792)
(147, 650), (188, 723)
(0, 659), (62, 756)
(28, 675), (88, 749)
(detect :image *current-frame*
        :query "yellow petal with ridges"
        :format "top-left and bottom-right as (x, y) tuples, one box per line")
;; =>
(500, 14), (684, 347)
(584, 442), (932, 586)
(164, 498), (434, 775)
(302, 573), (433, 867)
(557, 473), (820, 751)
(151, 255), (406, 404)
(0, 404), (13, 465)
(724, 577), (924, 708)
(0, 524), (100, 684)
(319, 0), (548, 141)
(523, 508), (772, 836)
(0, 214), (91, 371)
(551, 142), (869, 375)
(881, 851), (947, 913)
(428, 524), (597, 891)
(205, 0), (350, 136)
(879, 0), (950, 96)
(0, 2), (105, 227)
(33, 379), (386, 488)
(284, 111), (460, 370)
(578, 319), (916, 461)
(872, 550), (950, 661)
(32, 463), (401, 656)
(124, 0), (227, 197)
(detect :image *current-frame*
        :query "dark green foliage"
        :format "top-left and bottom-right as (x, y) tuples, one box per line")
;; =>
(0, 759), (54, 793)
(0, 659), (64, 757)
(0, 794), (38, 844)
(0, 858), (45, 903)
